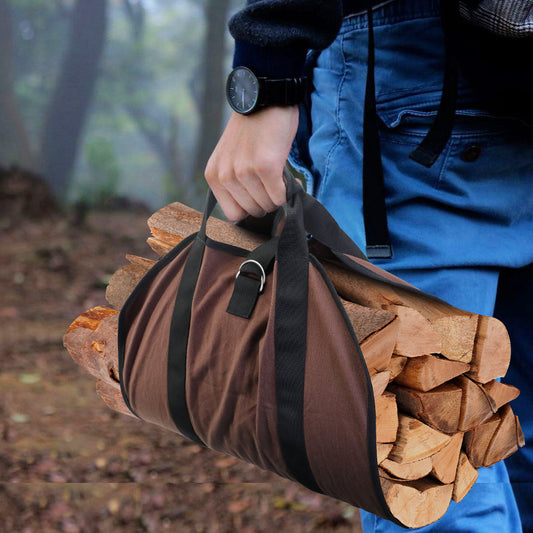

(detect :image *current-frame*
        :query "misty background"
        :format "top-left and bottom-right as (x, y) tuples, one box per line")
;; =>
(0, 0), (241, 212)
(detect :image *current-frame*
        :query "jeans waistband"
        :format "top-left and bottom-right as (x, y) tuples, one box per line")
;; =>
(342, 0), (441, 28)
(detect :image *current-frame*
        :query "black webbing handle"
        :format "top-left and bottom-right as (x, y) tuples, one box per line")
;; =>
(362, 2), (393, 259)
(282, 167), (368, 261)
(273, 174), (322, 494)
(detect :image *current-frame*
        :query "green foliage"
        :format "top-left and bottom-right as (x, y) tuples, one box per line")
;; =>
(8, 0), (240, 209)
(75, 137), (121, 207)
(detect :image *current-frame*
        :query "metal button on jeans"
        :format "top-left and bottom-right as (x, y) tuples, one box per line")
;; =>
(461, 144), (482, 162)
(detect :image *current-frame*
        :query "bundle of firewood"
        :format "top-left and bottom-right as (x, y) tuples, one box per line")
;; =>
(64, 201), (523, 529)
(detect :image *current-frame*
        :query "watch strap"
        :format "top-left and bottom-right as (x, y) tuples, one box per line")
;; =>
(259, 77), (308, 107)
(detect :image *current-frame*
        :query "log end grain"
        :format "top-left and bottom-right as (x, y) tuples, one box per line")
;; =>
(456, 375), (495, 432)
(381, 456), (433, 481)
(467, 316), (511, 384)
(377, 443), (394, 464)
(390, 382), (462, 434)
(431, 433), (463, 484)
(389, 415), (451, 464)
(64, 309), (120, 387)
(386, 305), (441, 357)
(105, 263), (149, 309)
(452, 452), (478, 503)
(376, 392), (399, 444)
(394, 355), (470, 392)
(360, 317), (400, 375)
(484, 405), (519, 467)
(341, 298), (396, 343)
(96, 380), (135, 418)
(380, 476), (453, 528)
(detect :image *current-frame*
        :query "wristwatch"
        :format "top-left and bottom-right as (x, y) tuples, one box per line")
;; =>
(226, 66), (307, 115)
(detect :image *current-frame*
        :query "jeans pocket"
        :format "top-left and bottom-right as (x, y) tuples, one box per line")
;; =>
(376, 88), (519, 147)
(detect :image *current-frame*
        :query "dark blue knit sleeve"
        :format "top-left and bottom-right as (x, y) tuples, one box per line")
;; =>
(229, 0), (343, 77)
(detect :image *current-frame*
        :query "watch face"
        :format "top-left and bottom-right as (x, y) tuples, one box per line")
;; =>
(226, 67), (259, 114)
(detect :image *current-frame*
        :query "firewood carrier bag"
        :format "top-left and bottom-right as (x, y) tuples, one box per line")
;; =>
(116, 169), (484, 527)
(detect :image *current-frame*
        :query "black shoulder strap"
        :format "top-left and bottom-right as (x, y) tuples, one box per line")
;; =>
(362, 1), (393, 259)
(409, 0), (460, 166)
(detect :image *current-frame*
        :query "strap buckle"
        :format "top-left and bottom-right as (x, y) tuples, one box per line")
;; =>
(236, 259), (266, 293)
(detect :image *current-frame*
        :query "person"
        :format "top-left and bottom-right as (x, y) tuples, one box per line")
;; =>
(205, 1), (533, 531)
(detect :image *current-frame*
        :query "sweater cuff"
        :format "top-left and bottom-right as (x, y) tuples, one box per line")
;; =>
(233, 39), (308, 78)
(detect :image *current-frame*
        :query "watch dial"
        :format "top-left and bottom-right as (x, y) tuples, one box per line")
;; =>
(227, 67), (259, 114)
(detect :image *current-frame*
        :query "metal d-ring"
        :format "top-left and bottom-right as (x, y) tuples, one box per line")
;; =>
(236, 259), (266, 293)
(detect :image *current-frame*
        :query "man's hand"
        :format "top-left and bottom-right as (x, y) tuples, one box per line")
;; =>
(205, 106), (299, 222)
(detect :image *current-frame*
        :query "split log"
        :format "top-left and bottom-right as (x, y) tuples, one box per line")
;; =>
(463, 414), (501, 469)
(431, 433), (463, 484)
(482, 380), (520, 412)
(371, 371), (392, 400)
(452, 452), (478, 503)
(516, 416), (525, 448)
(393, 355), (470, 392)
(340, 299), (399, 374)
(126, 254), (156, 270)
(389, 415), (451, 464)
(484, 405), (520, 467)
(381, 456), (433, 481)
(148, 202), (264, 252)
(389, 293), (478, 363)
(63, 307), (120, 386)
(375, 392), (399, 444)
(456, 375), (494, 432)
(63, 200), (526, 528)
(147, 202), (480, 363)
(387, 355), (408, 380)
(96, 379), (135, 418)
(106, 263), (148, 309)
(377, 443), (394, 464)
(384, 305), (441, 357)
(321, 260), (396, 309)
(467, 315), (511, 383)
(359, 318), (399, 375)
(341, 298), (396, 344)
(389, 382), (462, 434)
(147, 236), (173, 256)
(379, 477), (453, 528)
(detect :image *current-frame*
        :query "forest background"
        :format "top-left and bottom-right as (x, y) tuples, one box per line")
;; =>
(0, 1), (362, 531)
(1, 0), (236, 212)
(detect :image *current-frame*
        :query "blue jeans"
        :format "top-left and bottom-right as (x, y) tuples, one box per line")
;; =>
(290, 0), (533, 531)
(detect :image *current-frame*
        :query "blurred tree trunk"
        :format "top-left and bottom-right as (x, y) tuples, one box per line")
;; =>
(121, 0), (186, 199)
(191, 0), (231, 184)
(40, 0), (108, 197)
(0, 0), (34, 167)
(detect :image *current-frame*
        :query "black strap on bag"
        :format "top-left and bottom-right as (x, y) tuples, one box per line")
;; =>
(362, 0), (461, 258)
(166, 208), (211, 446)
(226, 237), (278, 318)
(273, 175), (322, 493)
(362, 1), (393, 259)
(168, 179), (322, 493)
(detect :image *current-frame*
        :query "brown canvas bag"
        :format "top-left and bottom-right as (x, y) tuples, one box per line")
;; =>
(117, 169), (430, 526)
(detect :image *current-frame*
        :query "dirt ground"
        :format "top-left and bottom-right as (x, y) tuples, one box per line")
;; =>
(0, 172), (362, 533)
